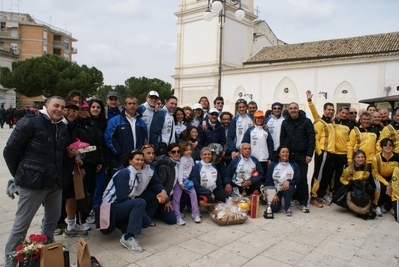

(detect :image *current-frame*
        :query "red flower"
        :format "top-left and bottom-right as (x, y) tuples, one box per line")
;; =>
(28, 234), (47, 243)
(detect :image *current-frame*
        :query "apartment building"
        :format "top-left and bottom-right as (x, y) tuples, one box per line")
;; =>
(0, 11), (77, 108)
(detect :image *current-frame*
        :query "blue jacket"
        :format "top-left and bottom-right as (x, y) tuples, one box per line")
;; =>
(227, 113), (253, 153)
(104, 111), (147, 170)
(149, 108), (175, 153)
(190, 161), (223, 195)
(224, 155), (264, 186)
(198, 118), (226, 147)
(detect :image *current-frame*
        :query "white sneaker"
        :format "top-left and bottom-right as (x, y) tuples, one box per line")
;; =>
(80, 222), (91, 231)
(376, 206), (382, 217)
(192, 214), (201, 223)
(86, 215), (95, 224)
(176, 218), (186, 226)
(120, 234), (143, 253)
(380, 205), (387, 214)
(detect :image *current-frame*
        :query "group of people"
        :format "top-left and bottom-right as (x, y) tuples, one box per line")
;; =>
(305, 90), (399, 221)
(3, 89), (399, 265)
(0, 105), (36, 129)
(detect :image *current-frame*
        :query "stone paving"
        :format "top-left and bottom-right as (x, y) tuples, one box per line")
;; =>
(0, 127), (398, 267)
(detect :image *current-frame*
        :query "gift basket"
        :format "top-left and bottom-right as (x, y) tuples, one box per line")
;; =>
(210, 198), (248, 226)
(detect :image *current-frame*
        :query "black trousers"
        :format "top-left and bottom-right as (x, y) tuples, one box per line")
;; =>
(291, 154), (309, 206)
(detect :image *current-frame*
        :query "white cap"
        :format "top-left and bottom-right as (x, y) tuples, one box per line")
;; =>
(148, 91), (159, 98)
(209, 108), (219, 114)
(193, 103), (202, 110)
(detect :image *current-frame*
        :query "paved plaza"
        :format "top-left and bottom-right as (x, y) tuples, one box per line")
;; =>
(0, 127), (398, 267)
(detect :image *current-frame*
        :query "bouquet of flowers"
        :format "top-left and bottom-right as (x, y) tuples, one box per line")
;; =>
(13, 234), (48, 263)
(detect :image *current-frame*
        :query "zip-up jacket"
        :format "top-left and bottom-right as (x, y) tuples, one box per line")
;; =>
(105, 111), (147, 169)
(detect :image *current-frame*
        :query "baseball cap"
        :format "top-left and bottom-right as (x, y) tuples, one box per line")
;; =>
(254, 110), (265, 117)
(148, 91), (159, 98)
(209, 108), (219, 114)
(107, 91), (119, 99)
(65, 101), (79, 110)
(193, 103), (202, 110)
(80, 101), (90, 109)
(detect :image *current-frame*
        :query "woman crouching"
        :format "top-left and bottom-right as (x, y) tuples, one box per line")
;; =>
(100, 150), (152, 253)
(334, 149), (376, 220)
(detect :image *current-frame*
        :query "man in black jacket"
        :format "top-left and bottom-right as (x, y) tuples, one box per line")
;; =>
(4, 96), (68, 267)
(280, 102), (315, 213)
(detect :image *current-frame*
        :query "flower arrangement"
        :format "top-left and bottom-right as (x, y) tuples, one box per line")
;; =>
(13, 234), (48, 263)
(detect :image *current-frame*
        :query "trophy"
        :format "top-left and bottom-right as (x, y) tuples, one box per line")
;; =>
(262, 186), (277, 219)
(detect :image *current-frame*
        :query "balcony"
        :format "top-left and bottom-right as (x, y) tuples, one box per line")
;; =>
(0, 31), (19, 39)
(53, 41), (65, 49)
(71, 47), (78, 54)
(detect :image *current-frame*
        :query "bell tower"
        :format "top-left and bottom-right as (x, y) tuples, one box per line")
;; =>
(174, 0), (256, 105)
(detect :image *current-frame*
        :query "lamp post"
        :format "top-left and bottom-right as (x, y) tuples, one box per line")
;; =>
(204, 0), (245, 97)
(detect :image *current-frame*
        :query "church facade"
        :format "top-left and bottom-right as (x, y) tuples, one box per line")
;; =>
(174, 0), (399, 116)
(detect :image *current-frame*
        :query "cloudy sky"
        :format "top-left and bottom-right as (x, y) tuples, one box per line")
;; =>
(12, 0), (399, 87)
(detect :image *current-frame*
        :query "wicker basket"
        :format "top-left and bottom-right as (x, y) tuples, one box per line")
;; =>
(210, 203), (248, 226)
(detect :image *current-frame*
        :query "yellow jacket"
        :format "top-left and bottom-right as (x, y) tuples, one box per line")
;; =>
(371, 152), (399, 186)
(391, 167), (399, 202)
(347, 126), (379, 164)
(314, 118), (335, 155)
(340, 166), (370, 186)
(334, 122), (351, 155)
(376, 124), (399, 153)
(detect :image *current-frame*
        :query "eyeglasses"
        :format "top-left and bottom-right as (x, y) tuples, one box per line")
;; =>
(273, 107), (282, 110)
(170, 149), (181, 154)
(64, 108), (78, 114)
(216, 101), (224, 105)
(349, 112), (357, 115)
(141, 144), (154, 151)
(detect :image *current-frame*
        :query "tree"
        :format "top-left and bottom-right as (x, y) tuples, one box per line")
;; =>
(0, 54), (103, 98)
(96, 76), (174, 105)
(124, 76), (174, 104)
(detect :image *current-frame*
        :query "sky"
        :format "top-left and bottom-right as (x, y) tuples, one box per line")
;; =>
(10, 0), (399, 87)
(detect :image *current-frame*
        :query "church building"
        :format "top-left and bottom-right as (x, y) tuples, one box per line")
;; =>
(173, 0), (399, 116)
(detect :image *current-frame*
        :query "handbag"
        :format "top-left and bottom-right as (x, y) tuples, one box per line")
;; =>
(99, 203), (111, 230)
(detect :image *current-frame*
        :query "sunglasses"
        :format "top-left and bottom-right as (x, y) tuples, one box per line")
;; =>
(339, 106), (349, 111)
(216, 101), (224, 105)
(273, 107), (282, 110)
(383, 143), (393, 147)
(64, 108), (78, 114)
(236, 99), (247, 104)
(141, 144), (154, 151)
(170, 149), (181, 154)
(349, 112), (357, 115)
(209, 113), (219, 117)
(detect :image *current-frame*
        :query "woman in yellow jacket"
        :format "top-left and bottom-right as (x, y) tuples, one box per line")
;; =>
(372, 138), (399, 216)
(334, 149), (376, 220)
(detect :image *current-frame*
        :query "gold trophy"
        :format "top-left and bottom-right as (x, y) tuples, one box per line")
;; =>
(262, 186), (277, 219)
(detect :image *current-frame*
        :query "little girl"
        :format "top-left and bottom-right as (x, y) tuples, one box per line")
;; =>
(172, 141), (201, 225)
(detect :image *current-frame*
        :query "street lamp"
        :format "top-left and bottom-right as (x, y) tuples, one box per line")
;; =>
(204, 0), (245, 97)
